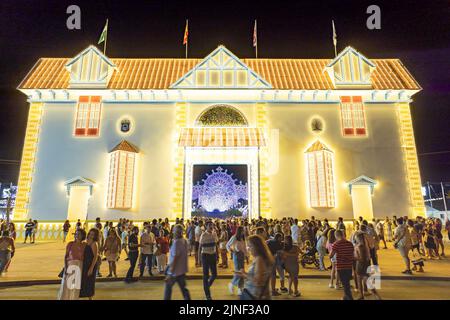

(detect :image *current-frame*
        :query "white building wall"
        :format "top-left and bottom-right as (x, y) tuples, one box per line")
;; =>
(267, 102), (410, 220)
(27, 99), (411, 221)
(28, 102), (176, 221)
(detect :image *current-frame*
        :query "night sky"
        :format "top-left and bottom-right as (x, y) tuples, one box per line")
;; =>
(0, 0), (449, 184)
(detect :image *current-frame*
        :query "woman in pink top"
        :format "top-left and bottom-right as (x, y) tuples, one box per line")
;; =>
(58, 229), (87, 300)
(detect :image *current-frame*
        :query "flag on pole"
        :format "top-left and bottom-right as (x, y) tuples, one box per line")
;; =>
(183, 20), (189, 45)
(253, 19), (258, 58)
(98, 19), (108, 45)
(253, 20), (257, 48)
(332, 20), (337, 56)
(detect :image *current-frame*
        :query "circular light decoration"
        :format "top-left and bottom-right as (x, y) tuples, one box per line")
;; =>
(117, 117), (134, 135)
(310, 117), (324, 134)
(192, 166), (248, 212)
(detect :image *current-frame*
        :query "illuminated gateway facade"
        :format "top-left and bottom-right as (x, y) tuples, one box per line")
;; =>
(16, 45), (425, 222)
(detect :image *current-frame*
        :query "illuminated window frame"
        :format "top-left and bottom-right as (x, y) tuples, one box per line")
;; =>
(74, 96), (102, 136)
(106, 150), (136, 209)
(340, 96), (367, 136)
(306, 142), (336, 208)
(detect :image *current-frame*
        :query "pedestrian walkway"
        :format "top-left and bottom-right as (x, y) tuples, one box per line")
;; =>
(2, 241), (449, 283)
(0, 279), (449, 300)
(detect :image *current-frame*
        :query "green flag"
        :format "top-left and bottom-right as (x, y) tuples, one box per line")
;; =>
(98, 20), (108, 44)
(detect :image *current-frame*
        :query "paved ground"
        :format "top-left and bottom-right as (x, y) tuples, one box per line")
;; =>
(0, 279), (449, 300)
(2, 240), (450, 282)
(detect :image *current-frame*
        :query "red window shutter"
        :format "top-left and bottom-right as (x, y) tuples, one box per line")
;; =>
(352, 96), (362, 103)
(90, 96), (101, 103)
(356, 128), (366, 135)
(79, 96), (89, 103)
(344, 128), (355, 135)
(87, 128), (98, 136)
(340, 96), (351, 103)
(75, 128), (86, 136)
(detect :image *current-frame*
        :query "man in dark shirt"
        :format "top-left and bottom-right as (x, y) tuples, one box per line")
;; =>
(330, 230), (354, 300)
(24, 219), (35, 244)
(266, 233), (287, 296)
(125, 226), (141, 283)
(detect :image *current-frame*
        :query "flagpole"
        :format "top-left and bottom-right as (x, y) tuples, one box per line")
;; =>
(255, 20), (258, 59)
(185, 19), (188, 59)
(332, 20), (337, 57)
(104, 19), (108, 55)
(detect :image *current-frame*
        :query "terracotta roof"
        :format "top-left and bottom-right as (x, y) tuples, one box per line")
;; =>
(18, 57), (420, 90)
(179, 127), (266, 147)
(305, 140), (332, 153)
(110, 140), (139, 153)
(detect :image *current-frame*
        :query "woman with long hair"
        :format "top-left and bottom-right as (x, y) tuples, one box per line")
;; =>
(103, 227), (121, 278)
(281, 235), (301, 297)
(327, 229), (341, 288)
(79, 228), (99, 300)
(57, 229), (86, 300)
(3, 223), (16, 273)
(354, 232), (381, 300)
(226, 226), (248, 295)
(237, 235), (274, 300)
(218, 224), (229, 268)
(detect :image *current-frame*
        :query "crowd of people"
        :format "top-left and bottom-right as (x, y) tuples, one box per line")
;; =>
(0, 214), (449, 300)
(51, 214), (449, 300)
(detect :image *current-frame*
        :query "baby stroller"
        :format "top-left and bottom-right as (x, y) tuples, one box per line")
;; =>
(300, 241), (320, 269)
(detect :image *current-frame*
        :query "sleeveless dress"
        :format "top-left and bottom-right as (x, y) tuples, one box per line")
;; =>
(79, 244), (97, 298)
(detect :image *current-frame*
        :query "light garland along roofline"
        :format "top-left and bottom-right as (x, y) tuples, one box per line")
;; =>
(20, 88), (419, 104)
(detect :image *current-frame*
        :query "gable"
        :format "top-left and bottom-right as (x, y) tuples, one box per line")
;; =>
(65, 45), (116, 88)
(171, 45), (272, 89)
(347, 175), (377, 195)
(325, 46), (376, 89)
(64, 176), (95, 196)
(110, 140), (139, 153)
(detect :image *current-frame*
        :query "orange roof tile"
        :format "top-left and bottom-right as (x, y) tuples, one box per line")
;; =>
(18, 57), (420, 90)
(110, 140), (139, 153)
(305, 140), (332, 153)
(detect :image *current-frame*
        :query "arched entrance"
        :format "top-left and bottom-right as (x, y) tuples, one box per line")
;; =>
(179, 104), (265, 219)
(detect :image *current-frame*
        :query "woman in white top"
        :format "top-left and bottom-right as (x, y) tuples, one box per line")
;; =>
(226, 226), (248, 295)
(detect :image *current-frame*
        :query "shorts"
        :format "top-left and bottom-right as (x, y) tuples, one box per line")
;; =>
(25, 230), (32, 237)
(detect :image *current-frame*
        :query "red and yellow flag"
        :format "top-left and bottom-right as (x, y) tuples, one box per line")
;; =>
(183, 20), (189, 45)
